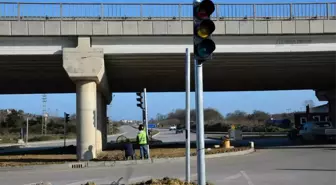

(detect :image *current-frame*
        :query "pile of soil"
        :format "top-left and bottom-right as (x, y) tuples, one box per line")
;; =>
(130, 177), (214, 185)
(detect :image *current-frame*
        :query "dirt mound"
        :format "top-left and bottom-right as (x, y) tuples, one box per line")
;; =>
(130, 177), (214, 185)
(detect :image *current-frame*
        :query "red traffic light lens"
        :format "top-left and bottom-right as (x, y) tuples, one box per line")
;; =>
(195, 0), (215, 19)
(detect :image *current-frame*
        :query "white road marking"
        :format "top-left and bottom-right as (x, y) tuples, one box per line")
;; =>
(224, 173), (242, 180)
(240, 171), (255, 185)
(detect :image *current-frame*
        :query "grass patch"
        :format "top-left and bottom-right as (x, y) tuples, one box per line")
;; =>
(0, 145), (250, 167)
(97, 147), (249, 161)
(0, 127), (120, 144)
(28, 134), (76, 142)
(0, 134), (77, 144)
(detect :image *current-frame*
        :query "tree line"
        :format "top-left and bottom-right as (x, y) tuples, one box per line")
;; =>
(151, 108), (295, 132)
(0, 109), (120, 136)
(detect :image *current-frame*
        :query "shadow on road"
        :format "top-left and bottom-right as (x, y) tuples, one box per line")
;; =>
(276, 168), (336, 172)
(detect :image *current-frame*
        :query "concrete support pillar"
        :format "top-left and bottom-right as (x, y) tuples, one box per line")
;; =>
(96, 92), (104, 152)
(328, 96), (335, 125)
(316, 89), (336, 127)
(63, 37), (112, 160)
(76, 81), (97, 160)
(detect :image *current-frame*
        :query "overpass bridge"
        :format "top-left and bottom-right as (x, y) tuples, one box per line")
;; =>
(0, 2), (335, 160)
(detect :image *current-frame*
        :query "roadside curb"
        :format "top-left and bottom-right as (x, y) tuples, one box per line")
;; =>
(64, 147), (255, 169)
(151, 131), (160, 138)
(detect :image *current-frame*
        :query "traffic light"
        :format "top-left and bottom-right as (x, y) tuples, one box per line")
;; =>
(193, 0), (216, 62)
(64, 112), (70, 123)
(136, 92), (144, 109)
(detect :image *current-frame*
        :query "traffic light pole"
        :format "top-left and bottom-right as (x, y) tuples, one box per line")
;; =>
(185, 48), (191, 183)
(143, 88), (150, 159)
(193, 0), (215, 183)
(64, 112), (67, 147)
(195, 59), (206, 185)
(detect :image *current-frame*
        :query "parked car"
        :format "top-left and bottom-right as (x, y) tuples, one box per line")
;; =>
(298, 121), (336, 142)
(169, 125), (177, 131)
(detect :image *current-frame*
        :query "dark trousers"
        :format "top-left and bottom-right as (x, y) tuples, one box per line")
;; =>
(139, 144), (148, 159)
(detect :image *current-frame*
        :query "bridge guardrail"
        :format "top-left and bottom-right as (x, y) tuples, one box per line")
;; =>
(0, 2), (335, 21)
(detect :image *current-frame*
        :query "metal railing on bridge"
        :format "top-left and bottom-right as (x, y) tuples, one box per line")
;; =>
(0, 2), (335, 21)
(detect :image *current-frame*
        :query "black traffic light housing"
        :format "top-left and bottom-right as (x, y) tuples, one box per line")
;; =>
(64, 112), (70, 123)
(193, 0), (216, 63)
(136, 92), (144, 109)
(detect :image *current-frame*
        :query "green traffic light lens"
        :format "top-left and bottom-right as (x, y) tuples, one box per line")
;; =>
(196, 39), (216, 58)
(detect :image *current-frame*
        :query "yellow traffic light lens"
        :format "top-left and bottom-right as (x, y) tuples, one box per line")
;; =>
(197, 28), (210, 38)
(195, 20), (215, 38)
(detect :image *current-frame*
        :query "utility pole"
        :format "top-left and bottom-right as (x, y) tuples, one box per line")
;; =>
(42, 94), (48, 135)
(26, 117), (29, 144)
(193, 0), (216, 184)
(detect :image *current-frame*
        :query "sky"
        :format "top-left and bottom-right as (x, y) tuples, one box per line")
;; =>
(0, 0), (330, 120)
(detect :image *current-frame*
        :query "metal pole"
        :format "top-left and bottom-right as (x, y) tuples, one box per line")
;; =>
(195, 59), (206, 185)
(63, 113), (66, 147)
(26, 118), (29, 144)
(185, 48), (191, 183)
(144, 88), (150, 159)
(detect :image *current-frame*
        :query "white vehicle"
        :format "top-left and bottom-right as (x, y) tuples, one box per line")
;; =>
(169, 125), (177, 131)
(299, 121), (336, 142)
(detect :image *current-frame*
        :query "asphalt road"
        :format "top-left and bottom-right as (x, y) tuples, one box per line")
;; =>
(0, 126), (140, 149)
(152, 128), (217, 143)
(0, 126), (217, 149)
(0, 126), (220, 154)
(1, 144), (335, 185)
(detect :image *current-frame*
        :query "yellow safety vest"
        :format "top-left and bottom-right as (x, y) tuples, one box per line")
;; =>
(137, 130), (147, 145)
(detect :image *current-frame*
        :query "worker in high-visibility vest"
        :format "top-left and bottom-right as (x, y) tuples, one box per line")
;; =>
(136, 124), (149, 159)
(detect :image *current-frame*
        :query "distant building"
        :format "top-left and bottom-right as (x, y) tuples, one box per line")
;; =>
(293, 103), (330, 127)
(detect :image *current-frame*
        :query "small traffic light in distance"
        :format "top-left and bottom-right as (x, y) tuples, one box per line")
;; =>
(64, 112), (70, 123)
(193, 0), (216, 62)
(136, 92), (144, 109)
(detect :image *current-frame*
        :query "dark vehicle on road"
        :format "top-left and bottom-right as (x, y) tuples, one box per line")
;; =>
(175, 124), (184, 134)
(288, 127), (300, 140)
(176, 129), (183, 134)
